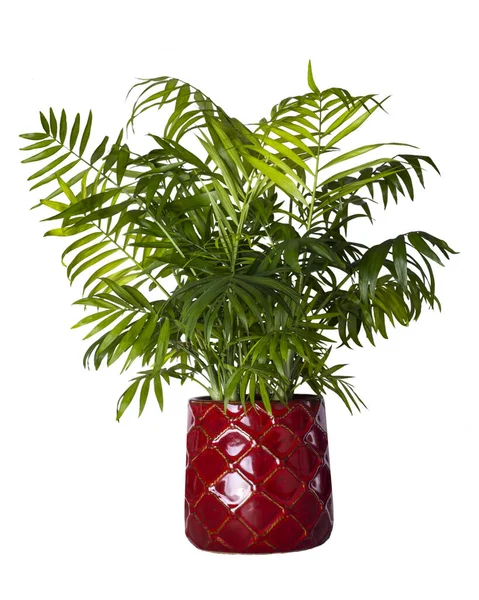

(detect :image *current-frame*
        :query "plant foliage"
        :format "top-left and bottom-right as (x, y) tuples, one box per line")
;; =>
(20, 63), (456, 419)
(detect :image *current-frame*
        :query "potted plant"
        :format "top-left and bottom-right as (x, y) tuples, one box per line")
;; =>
(20, 63), (456, 553)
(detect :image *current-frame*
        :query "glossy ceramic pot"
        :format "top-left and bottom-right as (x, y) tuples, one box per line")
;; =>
(184, 395), (333, 553)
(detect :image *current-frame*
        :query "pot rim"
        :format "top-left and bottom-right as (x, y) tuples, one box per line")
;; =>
(189, 394), (322, 403)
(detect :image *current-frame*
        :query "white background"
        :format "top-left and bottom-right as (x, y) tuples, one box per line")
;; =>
(1, 1), (478, 598)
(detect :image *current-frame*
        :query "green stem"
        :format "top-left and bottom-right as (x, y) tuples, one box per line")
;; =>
(95, 221), (170, 297)
(307, 96), (322, 232)
(297, 97), (323, 306)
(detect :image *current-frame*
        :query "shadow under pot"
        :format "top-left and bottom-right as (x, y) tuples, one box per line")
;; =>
(184, 394), (333, 554)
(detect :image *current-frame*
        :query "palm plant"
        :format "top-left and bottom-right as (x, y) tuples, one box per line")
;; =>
(20, 63), (456, 420)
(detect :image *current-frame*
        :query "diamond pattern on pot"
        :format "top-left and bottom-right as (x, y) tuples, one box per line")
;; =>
(267, 515), (306, 552)
(225, 404), (244, 419)
(185, 396), (333, 553)
(291, 490), (323, 528)
(305, 424), (328, 455)
(235, 406), (272, 436)
(200, 405), (230, 438)
(260, 425), (299, 458)
(185, 514), (210, 549)
(279, 404), (314, 436)
(310, 463), (332, 504)
(245, 541), (275, 554)
(185, 467), (205, 504)
(263, 467), (304, 505)
(287, 445), (321, 480)
(208, 539), (231, 553)
(237, 446), (278, 483)
(187, 427), (208, 457)
(192, 448), (228, 483)
(195, 493), (229, 531)
(212, 471), (252, 508)
(213, 428), (250, 460)
(217, 519), (254, 552)
(236, 493), (283, 533)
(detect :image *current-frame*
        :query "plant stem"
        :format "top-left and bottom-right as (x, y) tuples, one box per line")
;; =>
(297, 97), (323, 306)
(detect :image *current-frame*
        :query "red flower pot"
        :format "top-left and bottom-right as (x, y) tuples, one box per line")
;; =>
(184, 395), (333, 553)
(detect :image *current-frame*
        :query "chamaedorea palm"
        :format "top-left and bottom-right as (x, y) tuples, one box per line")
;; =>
(20, 63), (456, 419)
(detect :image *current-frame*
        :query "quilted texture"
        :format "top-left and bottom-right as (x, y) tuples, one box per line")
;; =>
(185, 395), (333, 553)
